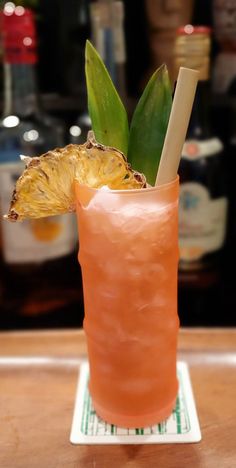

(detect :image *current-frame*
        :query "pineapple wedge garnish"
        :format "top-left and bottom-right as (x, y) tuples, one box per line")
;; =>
(5, 132), (146, 222)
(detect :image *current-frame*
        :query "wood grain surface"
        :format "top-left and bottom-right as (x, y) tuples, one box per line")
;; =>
(0, 328), (236, 468)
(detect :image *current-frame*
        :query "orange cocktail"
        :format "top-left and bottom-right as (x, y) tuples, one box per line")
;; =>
(75, 177), (179, 428)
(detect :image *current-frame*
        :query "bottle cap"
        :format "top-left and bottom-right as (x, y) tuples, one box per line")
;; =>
(174, 25), (211, 81)
(0, 5), (37, 64)
(177, 25), (212, 36)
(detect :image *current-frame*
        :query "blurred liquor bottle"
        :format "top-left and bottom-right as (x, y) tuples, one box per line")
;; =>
(175, 25), (228, 325)
(68, 0), (91, 145)
(144, 0), (194, 85)
(69, 0), (127, 145)
(212, 0), (236, 96)
(211, 0), (236, 324)
(63, 0), (91, 101)
(90, 0), (127, 102)
(210, 0), (236, 146)
(0, 5), (83, 329)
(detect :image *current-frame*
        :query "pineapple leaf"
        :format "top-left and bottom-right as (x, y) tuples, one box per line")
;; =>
(127, 64), (172, 186)
(85, 40), (129, 155)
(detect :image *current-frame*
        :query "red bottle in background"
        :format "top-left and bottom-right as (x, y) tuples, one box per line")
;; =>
(0, 5), (83, 329)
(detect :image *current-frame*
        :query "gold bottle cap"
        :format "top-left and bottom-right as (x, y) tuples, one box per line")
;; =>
(174, 25), (211, 80)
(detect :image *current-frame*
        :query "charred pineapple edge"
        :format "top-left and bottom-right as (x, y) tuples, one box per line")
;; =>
(5, 131), (146, 222)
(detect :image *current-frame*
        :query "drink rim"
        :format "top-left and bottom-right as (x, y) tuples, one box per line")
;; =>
(74, 175), (179, 195)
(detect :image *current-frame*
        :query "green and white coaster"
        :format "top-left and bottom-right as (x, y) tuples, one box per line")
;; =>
(70, 361), (201, 445)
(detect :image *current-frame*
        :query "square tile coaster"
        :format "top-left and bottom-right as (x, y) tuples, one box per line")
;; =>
(70, 361), (201, 445)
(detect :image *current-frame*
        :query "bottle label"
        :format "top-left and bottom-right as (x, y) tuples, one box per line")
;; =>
(179, 182), (228, 262)
(4, 34), (37, 64)
(0, 163), (77, 263)
(182, 138), (223, 160)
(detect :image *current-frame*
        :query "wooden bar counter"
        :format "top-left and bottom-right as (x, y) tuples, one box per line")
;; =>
(1, 328), (236, 467)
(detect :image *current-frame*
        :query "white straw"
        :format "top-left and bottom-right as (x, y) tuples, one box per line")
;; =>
(155, 67), (199, 186)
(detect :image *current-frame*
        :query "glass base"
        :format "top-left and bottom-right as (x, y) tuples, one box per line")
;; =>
(92, 395), (177, 429)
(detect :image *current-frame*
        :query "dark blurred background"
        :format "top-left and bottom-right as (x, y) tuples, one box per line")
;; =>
(0, 0), (236, 330)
